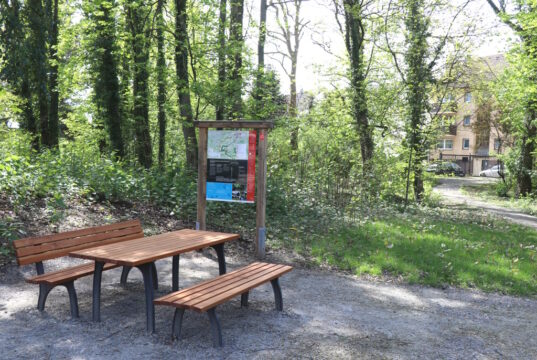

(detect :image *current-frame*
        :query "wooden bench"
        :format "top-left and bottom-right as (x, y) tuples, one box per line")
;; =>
(154, 262), (293, 347)
(13, 220), (144, 318)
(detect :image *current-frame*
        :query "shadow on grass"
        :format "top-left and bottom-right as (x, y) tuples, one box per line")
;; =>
(311, 216), (537, 296)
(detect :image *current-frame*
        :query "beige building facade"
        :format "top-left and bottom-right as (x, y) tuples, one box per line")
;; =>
(429, 55), (507, 176)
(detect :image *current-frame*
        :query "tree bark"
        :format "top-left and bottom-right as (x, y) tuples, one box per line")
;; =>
(216, 0), (227, 120)
(156, 0), (167, 167)
(28, 0), (49, 148)
(127, 1), (152, 168)
(92, 0), (125, 158)
(228, 0), (244, 119)
(343, 0), (374, 173)
(175, 0), (198, 170)
(404, 0), (429, 202)
(47, 0), (59, 148)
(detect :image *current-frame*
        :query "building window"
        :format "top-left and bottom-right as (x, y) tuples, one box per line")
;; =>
(462, 138), (470, 150)
(442, 93), (454, 103)
(463, 115), (471, 126)
(494, 138), (501, 150)
(465, 92), (472, 103)
(437, 139), (453, 150)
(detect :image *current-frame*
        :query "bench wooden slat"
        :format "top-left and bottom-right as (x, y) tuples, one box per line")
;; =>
(189, 265), (291, 312)
(171, 263), (278, 305)
(14, 220), (143, 266)
(27, 262), (119, 285)
(154, 262), (293, 313)
(17, 233), (144, 266)
(155, 262), (267, 303)
(13, 219), (141, 248)
(15, 227), (142, 258)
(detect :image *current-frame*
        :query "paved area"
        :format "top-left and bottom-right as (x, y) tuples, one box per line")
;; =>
(433, 177), (537, 229)
(1, 252), (537, 359)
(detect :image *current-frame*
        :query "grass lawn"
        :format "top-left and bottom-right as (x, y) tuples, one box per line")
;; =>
(461, 181), (537, 216)
(309, 209), (537, 296)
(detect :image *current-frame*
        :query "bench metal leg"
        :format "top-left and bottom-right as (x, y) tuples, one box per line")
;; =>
(92, 261), (105, 322)
(212, 244), (226, 275)
(171, 308), (185, 341)
(172, 255), (179, 292)
(120, 266), (132, 286)
(137, 262), (155, 333)
(271, 278), (283, 311)
(37, 283), (53, 311)
(207, 308), (223, 347)
(241, 292), (249, 307)
(63, 281), (79, 318)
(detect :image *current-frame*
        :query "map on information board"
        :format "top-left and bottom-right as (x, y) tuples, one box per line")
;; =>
(208, 131), (249, 160)
(206, 130), (256, 203)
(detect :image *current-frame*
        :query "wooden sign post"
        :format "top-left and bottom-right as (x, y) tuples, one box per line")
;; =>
(194, 121), (274, 258)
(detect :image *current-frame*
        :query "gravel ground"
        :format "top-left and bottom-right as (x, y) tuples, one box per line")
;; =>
(1, 251), (537, 359)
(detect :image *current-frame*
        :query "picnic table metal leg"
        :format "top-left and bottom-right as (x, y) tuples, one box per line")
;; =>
(171, 308), (185, 340)
(212, 244), (226, 275)
(270, 278), (283, 311)
(120, 266), (132, 286)
(172, 255), (180, 292)
(137, 262), (155, 333)
(151, 262), (158, 290)
(93, 261), (105, 322)
(207, 308), (223, 347)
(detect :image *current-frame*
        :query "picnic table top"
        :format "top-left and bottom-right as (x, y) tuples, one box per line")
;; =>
(69, 229), (240, 267)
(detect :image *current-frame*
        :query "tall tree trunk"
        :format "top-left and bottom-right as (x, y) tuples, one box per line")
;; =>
(257, 0), (267, 72)
(404, 0), (429, 202)
(175, 0), (198, 170)
(343, 0), (374, 173)
(228, 0), (244, 119)
(216, 0), (227, 120)
(47, 0), (59, 148)
(91, 0), (125, 158)
(156, 0), (167, 167)
(289, 54), (298, 150)
(517, 109), (536, 196)
(127, 1), (152, 168)
(28, 0), (50, 148)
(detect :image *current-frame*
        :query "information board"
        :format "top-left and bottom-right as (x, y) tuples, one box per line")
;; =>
(206, 130), (256, 203)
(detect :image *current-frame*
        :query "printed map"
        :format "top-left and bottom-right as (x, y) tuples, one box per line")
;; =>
(208, 130), (249, 160)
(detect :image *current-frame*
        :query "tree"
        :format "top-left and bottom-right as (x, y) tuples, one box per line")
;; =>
(216, 0), (227, 120)
(46, 0), (60, 148)
(268, 0), (308, 151)
(126, 0), (152, 168)
(340, 0), (374, 173)
(86, 0), (125, 158)
(486, 0), (537, 196)
(228, 0), (245, 119)
(28, 0), (50, 148)
(174, 0), (198, 169)
(384, 0), (471, 202)
(0, 0), (39, 148)
(156, 0), (167, 166)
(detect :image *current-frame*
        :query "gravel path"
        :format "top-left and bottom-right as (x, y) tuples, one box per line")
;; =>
(1, 252), (537, 359)
(433, 177), (537, 229)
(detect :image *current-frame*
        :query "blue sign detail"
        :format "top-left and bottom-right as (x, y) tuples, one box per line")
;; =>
(207, 182), (232, 201)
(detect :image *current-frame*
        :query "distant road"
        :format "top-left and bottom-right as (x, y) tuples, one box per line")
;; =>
(433, 177), (537, 229)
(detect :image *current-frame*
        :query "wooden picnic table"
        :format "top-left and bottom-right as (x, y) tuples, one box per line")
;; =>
(69, 229), (240, 333)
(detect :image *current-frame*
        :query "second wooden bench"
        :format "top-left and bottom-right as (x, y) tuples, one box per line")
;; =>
(154, 262), (293, 347)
